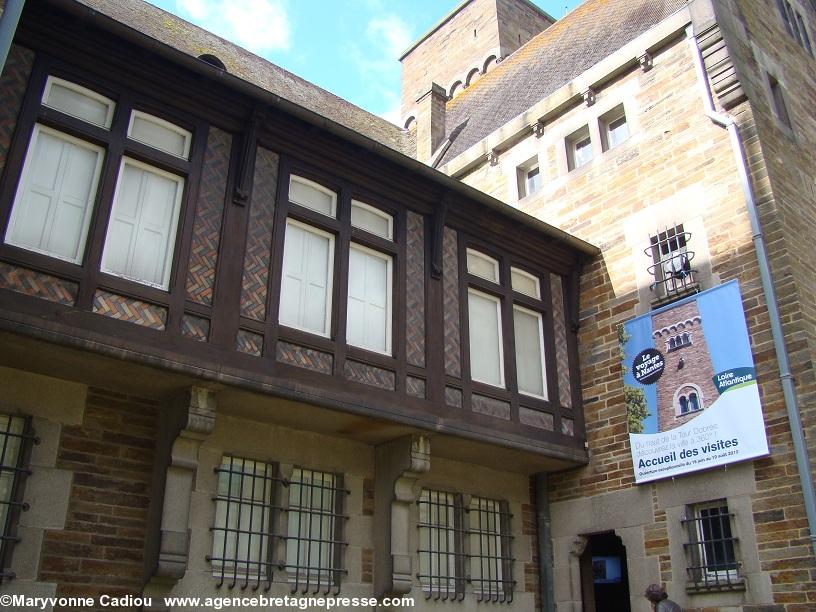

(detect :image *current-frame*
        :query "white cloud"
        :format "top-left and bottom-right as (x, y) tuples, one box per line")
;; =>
(366, 15), (412, 60)
(175, 0), (291, 54)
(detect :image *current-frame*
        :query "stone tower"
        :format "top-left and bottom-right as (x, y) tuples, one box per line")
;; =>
(651, 300), (719, 432)
(399, 0), (555, 122)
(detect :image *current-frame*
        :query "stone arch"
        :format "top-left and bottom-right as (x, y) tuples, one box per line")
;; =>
(403, 115), (416, 130)
(448, 80), (463, 99)
(198, 53), (226, 70)
(483, 54), (498, 74)
(673, 383), (705, 416)
(465, 67), (481, 87)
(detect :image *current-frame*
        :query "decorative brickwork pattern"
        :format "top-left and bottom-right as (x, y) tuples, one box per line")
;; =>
(38, 388), (158, 605)
(240, 147), (279, 320)
(406, 376), (426, 399)
(445, 386), (463, 408)
(405, 211), (426, 367)
(235, 329), (263, 356)
(519, 407), (554, 430)
(0, 262), (77, 306)
(550, 273), (572, 409)
(471, 393), (510, 420)
(185, 127), (231, 305)
(0, 45), (34, 176)
(92, 290), (167, 330)
(276, 341), (333, 375)
(344, 360), (396, 391)
(180, 314), (210, 342)
(443, 227), (461, 377)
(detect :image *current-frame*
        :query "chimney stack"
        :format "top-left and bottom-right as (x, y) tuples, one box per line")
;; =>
(415, 83), (446, 163)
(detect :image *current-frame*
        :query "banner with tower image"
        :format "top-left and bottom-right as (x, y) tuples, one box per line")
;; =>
(620, 281), (769, 483)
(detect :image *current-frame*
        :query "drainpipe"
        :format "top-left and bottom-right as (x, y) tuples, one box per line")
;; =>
(0, 0), (24, 73)
(535, 473), (555, 612)
(687, 26), (816, 556)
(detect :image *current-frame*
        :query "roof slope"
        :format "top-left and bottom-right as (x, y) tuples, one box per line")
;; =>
(439, 0), (688, 166)
(70, 0), (413, 155)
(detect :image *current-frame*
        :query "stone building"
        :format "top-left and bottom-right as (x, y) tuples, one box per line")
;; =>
(651, 300), (718, 433)
(403, 0), (816, 610)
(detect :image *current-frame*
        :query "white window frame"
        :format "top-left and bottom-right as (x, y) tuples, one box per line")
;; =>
(127, 110), (192, 160)
(279, 218), (335, 338)
(512, 303), (548, 400)
(42, 76), (116, 129)
(510, 267), (541, 299)
(289, 175), (337, 218)
(466, 248), (500, 283)
(4, 124), (105, 264)
(467, 288), (505, 388)
(350, 199), (393, 240)
(346, 242), (393, 355)
(100, 156), (185, 290)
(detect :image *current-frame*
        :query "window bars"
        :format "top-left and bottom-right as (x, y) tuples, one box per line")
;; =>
(417, 490), (515, 601)
(646, 224), (697, 300)
(0, 414), (35, 582)
(209, 457), (348, 593)
(418, 489), (465, 600)
(682, 502), (740, 590)
(468, 497), (514, 603)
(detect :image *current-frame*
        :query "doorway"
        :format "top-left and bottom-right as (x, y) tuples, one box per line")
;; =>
(579, 532), (631, 612)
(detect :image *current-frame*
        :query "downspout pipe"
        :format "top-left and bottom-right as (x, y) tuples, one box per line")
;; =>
(687, 26), (816, 556)
(535, 473), (555, 612)
(0, 0), (24, 73)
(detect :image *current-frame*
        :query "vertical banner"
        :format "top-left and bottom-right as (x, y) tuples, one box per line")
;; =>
(622, 281), (769, 483)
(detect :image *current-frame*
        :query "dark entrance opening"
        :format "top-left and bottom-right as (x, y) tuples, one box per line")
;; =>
(579, 532), (631, 612)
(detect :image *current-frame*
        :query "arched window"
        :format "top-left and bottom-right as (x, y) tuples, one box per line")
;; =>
(674, 384), (705, 417)
(669, 337), (676, 350)
(689, 393), (699, 411)
(679, 396), (689, 414)
(682, 333), (690, 345)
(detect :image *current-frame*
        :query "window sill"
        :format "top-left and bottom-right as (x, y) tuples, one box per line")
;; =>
(650, 282), (700, 309)
(685, 578), (745, 594)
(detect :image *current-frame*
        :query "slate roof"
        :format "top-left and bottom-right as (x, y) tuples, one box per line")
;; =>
(66, 0), (414, 156)
(438, 0), (689, 166)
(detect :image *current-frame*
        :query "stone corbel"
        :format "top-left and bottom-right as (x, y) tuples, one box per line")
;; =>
(391, 436), (430, 593)
(638, 51), (654, 72)
(487, 149), (500, 166)
(154, 387), (217, 580)
(531, 121), (545, 138)
(582, 88), (597, 107)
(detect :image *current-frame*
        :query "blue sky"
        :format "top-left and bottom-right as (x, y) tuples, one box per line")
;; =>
(146, 0), (583, 123)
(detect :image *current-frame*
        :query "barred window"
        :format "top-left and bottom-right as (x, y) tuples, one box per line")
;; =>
(0, 414), (34, 582)
(683, 501), (740, 590)
(285, 468), (345, 593)
(211, 457), (277, 588)
(468, 497), (514, 602)
(418, 489), (464, 599)
(209, 458), (347, 593)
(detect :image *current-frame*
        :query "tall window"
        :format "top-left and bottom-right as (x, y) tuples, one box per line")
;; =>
(647, 224), (696, 300)
(418, 489), (462, 599)
(211, 456), (276, 588)
(769, 75), (793, 130)
(566, 126), (593, 170)
(469, 497), (513, 602)
(285, 468), (344, 591)
(683, 501), (740, 589)
(0, 414), (33, 582)
(3, 75), (193, 291)
(277, 174), (394, 355)
(210, 457), (347, 593)
(777, 0), (813, 53)
(600, 105), (629, 151)
(465, 249), (549, 399)
(516, 157), (541, 199)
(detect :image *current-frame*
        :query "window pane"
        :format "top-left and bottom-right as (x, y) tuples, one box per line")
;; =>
(279, 220), (334, 336)
(351, 200), (392, 240)
(289, 176), (336, 217)
(5, 125), (103, 264)
(607, 115), (629, 148)
(42, 77), (114, 128)
(468, 289), (504, 387)
(514, 306), (547, 398)
(347, 245), (391, 354)
(128, 111), (191, 159)
(286, 468), (336, 582)
(525, 166), (540, 195)
(469, 498), (505, 598)
(466, 249), (499, 282)
(419, 489), (457, 594)
(510, 268), (540, 298)
(574, 137), (593, 167)
(0, 415), (25, 542)
(101, 158), (184, 289)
